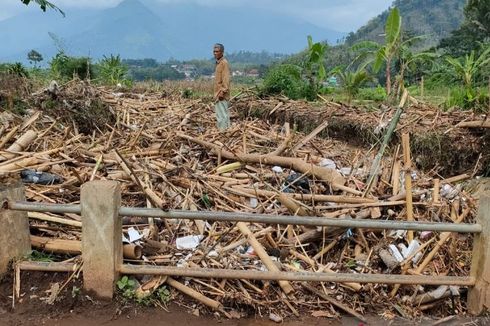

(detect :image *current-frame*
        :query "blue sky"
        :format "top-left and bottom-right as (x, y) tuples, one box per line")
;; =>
(0, 0), (393, 32)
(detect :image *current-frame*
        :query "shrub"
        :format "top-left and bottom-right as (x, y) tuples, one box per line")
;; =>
(50, 51), (93, 80)
(358, 86), (387, 101)
(260, 64), (304, 99)
(96, 54), (131, 86)
(445, 86), (489, 112)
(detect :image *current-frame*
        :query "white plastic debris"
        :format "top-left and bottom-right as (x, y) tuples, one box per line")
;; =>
(176, 235), (204, 250)
(449, 286), (460, 296)
(429, 285), (449, 299)
(398, 240), (422, 264)
(388, 229), (406, 239)
(127, 227), (143, 243)
(269, 313), (283, 323)
(389, 244), (404, 262)
(339, 167), (352, 176)
(272, 166), (283, 173)
(319, 158), (336, 169)
(249, 197), (258, 208)
(441, 183), (461, 199)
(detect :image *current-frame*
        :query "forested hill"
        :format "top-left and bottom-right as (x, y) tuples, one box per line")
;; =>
(345, 0), (466, 48)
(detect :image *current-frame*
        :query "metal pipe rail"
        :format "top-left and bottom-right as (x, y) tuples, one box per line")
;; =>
(9, 200), (482, 233)
(17, 261), (475, 286)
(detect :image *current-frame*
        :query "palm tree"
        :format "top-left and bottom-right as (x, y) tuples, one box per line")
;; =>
(334, 67), (372, 104)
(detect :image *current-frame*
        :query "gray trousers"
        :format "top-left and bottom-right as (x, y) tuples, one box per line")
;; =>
(214, 100), (230, 130)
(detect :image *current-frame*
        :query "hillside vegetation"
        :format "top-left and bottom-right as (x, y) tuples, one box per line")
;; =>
(345, 0), (466, 49)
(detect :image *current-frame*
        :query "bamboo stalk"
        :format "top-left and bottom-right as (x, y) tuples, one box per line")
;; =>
(237, 222), (294, 294)
(302, 283), (367, 323)
(402, 133), (414, 242)
(364, 89), (409, 194)
(28, 212), (82, 228)
(229, 186), (375, 204)
(290, 120), (329, 153)
(166, 277), (222, 310)
(0, 130), (38, 161)
(178, 133), (345, 188)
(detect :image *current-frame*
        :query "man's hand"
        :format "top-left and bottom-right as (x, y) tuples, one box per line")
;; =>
(218, 91), (224, 101)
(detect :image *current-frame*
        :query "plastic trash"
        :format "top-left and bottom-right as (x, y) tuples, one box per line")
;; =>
(319, 158), (336, 169)
(249, 197), (258, 208)
(283, 172), (310, 193)
(272, 166), (283, 173)
(20, 169), (62, 185)
(388, 244), (404, 262)
(128, 227), (143, 242)
(176, 235), (204, 250)
(339, 167), (352, 176)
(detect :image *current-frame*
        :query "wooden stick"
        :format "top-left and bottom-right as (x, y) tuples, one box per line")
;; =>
(178, 133), (345, 187)
(392, 160), (401, 196)
(0, 125), (20, 149)
(455, 121), (490, 128)
(28, 212), (82, 228)
(114, 150), (165, 208)
(166, 277), (222, 310)
(237, 222), (294, 294)
(302, 283), (367, 323)
(442, 173), (470, 184)
(0, 157), (42, 173)
(229, 186), (375, 204)
(290, 120), (329, 153)
(432, 179), (440, 205)
(402, 133), (414, 242)
(0, 130), (38, 161)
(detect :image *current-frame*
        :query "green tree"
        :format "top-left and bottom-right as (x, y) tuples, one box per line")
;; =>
(20, 0), (64, 16)
(439, 0), (490, 56)
(27, 50), (43, 67)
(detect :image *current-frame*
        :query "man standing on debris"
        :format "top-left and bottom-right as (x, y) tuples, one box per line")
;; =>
(213, 43), (231, 130)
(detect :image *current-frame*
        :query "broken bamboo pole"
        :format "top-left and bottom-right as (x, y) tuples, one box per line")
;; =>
(177, 133), (346, 188)
(237, 222), (294, 295)
(365, 89), (409, 194)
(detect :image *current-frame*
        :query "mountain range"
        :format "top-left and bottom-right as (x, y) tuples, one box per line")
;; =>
(0, 0), (345, 63)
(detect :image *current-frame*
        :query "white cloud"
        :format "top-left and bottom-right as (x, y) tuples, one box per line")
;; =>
(0, 0), (393, 31)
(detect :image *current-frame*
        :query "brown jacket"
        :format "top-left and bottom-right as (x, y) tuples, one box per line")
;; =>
(214, 57), (230, 101)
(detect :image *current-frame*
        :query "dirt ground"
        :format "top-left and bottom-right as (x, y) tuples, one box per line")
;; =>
(0, 272), (487, 326)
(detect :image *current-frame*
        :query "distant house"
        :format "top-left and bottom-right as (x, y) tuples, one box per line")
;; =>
(232, 70), (244, 77)
(176, 64), (197, 79)
(246, 69), (259, 78)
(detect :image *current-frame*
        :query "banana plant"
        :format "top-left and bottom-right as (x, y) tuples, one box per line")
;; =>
(445, 45), (490, 90)
(303, 35), (327, 94)
(395, 37), (437, 92)
(352, 8), (402, 96)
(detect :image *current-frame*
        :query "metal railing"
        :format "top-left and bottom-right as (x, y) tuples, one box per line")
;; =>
(2, 181), (489, 315)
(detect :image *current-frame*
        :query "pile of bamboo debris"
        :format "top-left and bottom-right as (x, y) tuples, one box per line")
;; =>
(1, 80), (482, 320)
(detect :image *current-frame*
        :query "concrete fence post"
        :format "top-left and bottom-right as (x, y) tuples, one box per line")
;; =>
(468, 190), (490, 314)
(81, 180), (121, 299)
(0, 182), (31, 278)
